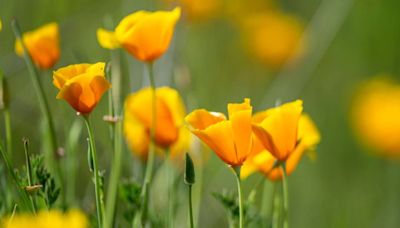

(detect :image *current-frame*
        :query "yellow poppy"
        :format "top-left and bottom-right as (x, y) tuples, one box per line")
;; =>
(241, 12), (304, 68)
(1, 209), (88, 228)
(352, 77), (400, 158)
(242, 114), (320, 180)
(97, 7), (180, 62)
(15, 22), (60, 69)
(185, 98), (253, 166)
(53, 62), (111, 114)
(251, 100), (303, 161)
(124, 87), (189, 160)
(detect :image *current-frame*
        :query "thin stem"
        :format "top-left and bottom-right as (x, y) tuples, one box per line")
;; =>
(23, 139), (36, 213)
(0, 141), (32, 212)
(4, 108), (12, 159)
(166, 150), (174, 228)
(272, 183), (281, 228)
(281, 164), (289, 228)
(1, 71), (13, 162)
(10, 20), (64, 205)
(233, 166), (243, 228)
(188, 185), (194, 228)
(140, 62), (156, 223)
(105, 112), (123, 228)
(83, 115), (105, 228)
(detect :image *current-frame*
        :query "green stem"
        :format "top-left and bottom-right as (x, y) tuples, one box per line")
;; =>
(0, 141), (32, 212)
(272, 183), (281, 228)
(166, 150), (174, 228)
(23, 139), (36, 213)
(10, 20), (64, 205)
(83, 115), (105, 228)
(140, 62), (156, 224)
(4, 108), (12, 159)
(105, 112), (123, 228)
(188, 185), (194, 228)
(281, 164), (289, 228)
(233, 166), (243, 228)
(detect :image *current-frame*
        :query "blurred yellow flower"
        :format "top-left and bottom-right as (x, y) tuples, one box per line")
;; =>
(0, 18), (2, 32)
(242, 114), (320, 180)
(185, 98), (253, 166)
(124, 87), (189, 160)
(97, 7), (180, 62)
(15, 22), (60, 69)
(241, 12), (304, 68)
(352, 77), (400, 158)
(1, 209), (88, 228)
(53, 62), (111, 114)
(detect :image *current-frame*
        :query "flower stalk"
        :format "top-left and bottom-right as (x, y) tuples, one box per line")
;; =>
(184, 153), (195, 228)
(11, 20), (63, 199)
(0, 70), (12, 160)
(83, 115), (105, 227)
(140, 62), (156, 223)
(23, 138), (37, 213)
(281, 163), (289, 228)
(233, 166), (243, 228)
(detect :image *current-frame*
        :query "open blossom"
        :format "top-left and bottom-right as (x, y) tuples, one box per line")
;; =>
(15, 22), (60, 69)
(352, 77), (400, 158)
(242, 113), (320, 180)
(1, 209), (88, 228)
(97, 7), (181, 62)
(251, 100), (303, 161)
(53, 62), (111, 114)
(185, 99), (253, 166)
(124, 87), (190, 160)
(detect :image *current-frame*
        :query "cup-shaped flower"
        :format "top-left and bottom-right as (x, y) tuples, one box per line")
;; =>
(124, 87), (189, 160)
(242, 114), (320, 180)
(52, 62), (111, 114)
(251, 100), (303, 161)
(185, 99), (253, 166)
(15, 22), (60, 69)
(97, 7), (180, 62)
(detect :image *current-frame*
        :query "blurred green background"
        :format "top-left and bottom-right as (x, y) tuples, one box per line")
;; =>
(1, 0), (400, 227)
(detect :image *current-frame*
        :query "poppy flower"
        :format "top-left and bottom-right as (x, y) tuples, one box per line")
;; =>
(53, 62), (111, 114)
(15, 22), (60, 69)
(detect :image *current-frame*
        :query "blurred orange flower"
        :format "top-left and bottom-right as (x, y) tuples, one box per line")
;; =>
(53, 62), (111, 114)
(1, 209), (88, 228)
(15, 22), (60, 69)
(97, 7), (180, 62)
(240, 12), (304, 68)
(242, 114), (320, 180)
(352, 77), (400, 158)
(163, 0), (220, 22)
(124, 87), (190, 160)
(185, 99), (253, 166)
